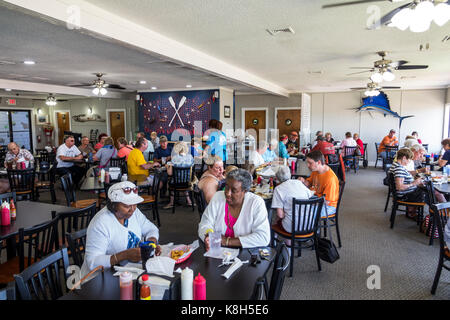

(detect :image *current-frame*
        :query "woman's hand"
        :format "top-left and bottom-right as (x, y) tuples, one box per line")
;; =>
(204, 234), (210, 251)
(126, 248), (142, 262)
(155, 245), (162, 256)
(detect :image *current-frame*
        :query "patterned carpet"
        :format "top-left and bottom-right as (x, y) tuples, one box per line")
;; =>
(54, 167), (449, 299)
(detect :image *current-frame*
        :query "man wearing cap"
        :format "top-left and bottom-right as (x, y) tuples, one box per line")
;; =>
(81, 181), (161, 279)
(287, 131), (299, 155)
(378, 129), (399, 163)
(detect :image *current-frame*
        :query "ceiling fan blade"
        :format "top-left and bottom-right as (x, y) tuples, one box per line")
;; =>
(107, 84), (127, 90)
(347, 70), (371, 76)
(349, 67), (373, 69)
(381, 86), (401, 89)
(389, 60), (408, 68)
(350, 87), (367, 90)
(322, 0), (385, 9)
(396, 65), (428, 70)
(368, 2), (414, 30)
(69, 84), (94, 87)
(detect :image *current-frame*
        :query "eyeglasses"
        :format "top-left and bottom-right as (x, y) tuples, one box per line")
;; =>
(122, 187), (138, 194)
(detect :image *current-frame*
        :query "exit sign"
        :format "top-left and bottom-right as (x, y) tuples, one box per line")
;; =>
(6, 99), (16, 105)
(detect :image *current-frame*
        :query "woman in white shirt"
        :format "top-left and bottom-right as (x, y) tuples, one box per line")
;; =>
(81, 181), (161, 278)
(249, 141), (268, 168)
(198, 169), (270, 249)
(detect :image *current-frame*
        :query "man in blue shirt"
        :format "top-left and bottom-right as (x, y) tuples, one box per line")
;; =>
(438, 138), (450, 169)
(154, 135), (173, 164)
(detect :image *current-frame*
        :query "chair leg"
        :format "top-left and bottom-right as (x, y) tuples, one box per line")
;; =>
(154, 205), (161, 227)
(431, 256), (444, 294)
(50, 187), (56, 204)
(314, 237), (322, 272)
(390, 203), (397, 229)
(172, 191), (176, 214)
(289, 242), (294, 278)
(323, 220), (328, 238)
(384, 187), (390, 212)
(335, 217), (342, 248)
(375, 157), (378, 169)
(429, 222), (435, 246)
(191, 191), (195, 212)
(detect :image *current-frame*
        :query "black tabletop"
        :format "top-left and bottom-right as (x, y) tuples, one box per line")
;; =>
(0, 165), (54, 177)
(60, 245), (275, 300)
(0, 201), (74, 239)
(80, 177), (105, 192)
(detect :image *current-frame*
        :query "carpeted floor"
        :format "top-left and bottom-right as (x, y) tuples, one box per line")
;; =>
(42, 167), (449, 300)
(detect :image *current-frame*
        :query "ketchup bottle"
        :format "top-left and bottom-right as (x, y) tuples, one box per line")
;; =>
(193, 273), (206, 300)
(1, 201), (10, 226)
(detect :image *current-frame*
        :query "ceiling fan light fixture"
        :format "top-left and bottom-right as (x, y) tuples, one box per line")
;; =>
(391, 7), (412, 31)
(382, 70), (395, 82)
(100, 87), (108, 96)
(45, 95), (57, 106)
(92, 87), (100, 95)
(415, 1), (435, 22)
(370, 72), (383, 83)
(433, 3), (450, 26)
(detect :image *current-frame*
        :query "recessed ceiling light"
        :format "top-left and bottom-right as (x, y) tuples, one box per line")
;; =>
(151, 87), (157, 90)
(4, 89), (12, 91)
(139, 80), (147, 84)
(23, 60), (36, 65)
(186, 85), (192, 88)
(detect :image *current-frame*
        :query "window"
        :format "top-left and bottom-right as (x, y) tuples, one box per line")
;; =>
(0, 110), (33, 151)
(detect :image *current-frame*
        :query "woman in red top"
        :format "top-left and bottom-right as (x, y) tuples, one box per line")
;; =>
(94, 133), (108, 151)
(353, 133), (364, 156)
(116, 137), (134, 160)
(412, 131), (422, 144)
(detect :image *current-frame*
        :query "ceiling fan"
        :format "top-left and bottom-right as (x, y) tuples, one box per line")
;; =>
(322, 0), (450, 31)
(347, 51), (428, 81)
(69, 73), (127, 93)
(32, 93), (68, 106)
(350, 81), (401, 96)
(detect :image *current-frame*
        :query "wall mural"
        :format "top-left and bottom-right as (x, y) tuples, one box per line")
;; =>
(139, 90), (219, 137)
(356, 91), (414, 128)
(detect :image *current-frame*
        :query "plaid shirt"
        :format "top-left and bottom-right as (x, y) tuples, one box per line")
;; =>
(5, 148), (34, 163)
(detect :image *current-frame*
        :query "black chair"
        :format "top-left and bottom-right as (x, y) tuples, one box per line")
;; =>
(110, 156), (126, 173)
(422, 144), (429, 152)
(424, 180), (439, 246)
(384, 164), (393, 212)
(320, 180), (345, 248)
(359, 143), (368, 168)
(66, 229), (87, 267)
(193, 184), (207, 219)
(252, 242), (290, 300)
(14, 248), (70, 300)
(60, 173), (98, 209)
(343, 146), (358, 173)
(53, 203), (97, 250)
(148, 152), (154, 162)
(383, 146), (398, 170)
(388, 172), (425, 229)
(7, 168), (36, 201)
(35, 165), (56, 204)
(271, 197), (325, 277)
(0, 217), (59, 285)
(429, 202), (450, 295)
(374, 143), (382, 169)
(138, 172), (162, 227)
(168, 166), (195, 214)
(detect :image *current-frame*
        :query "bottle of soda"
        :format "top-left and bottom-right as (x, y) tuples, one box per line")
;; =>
(140, 274), (151, 300)
(10, 199), (16, 221)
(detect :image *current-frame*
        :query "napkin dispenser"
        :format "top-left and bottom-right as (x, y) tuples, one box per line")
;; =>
(135, 272), (181, 300)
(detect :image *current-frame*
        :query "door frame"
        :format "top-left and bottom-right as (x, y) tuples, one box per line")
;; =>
(53, 110), (72, 147)
(241, 107), (269, 142)
(274, 107), (302, 131)
(106, 109), (127, 141)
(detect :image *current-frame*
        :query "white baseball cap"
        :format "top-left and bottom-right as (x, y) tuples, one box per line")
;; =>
(107, 181), (144, 205)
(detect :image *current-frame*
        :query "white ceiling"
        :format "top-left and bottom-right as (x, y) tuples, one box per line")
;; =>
(0, 0), (449, 99)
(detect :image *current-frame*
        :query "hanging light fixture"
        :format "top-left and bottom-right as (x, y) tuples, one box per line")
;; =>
(92, 84), (107, 96)
(390, 0), (450, 32)
(371, 68), (395, 83)
(45, 94), (57, 106)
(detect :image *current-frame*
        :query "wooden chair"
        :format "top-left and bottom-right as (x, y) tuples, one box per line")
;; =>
(7, 168), (36, 201)
(374, 143), (382, 169)
(388, 172), (425, 229)
(138, 172), (162, 227)
(271, 197), (325, 277)
(251, 242), (290, 300)
(193, 184), (207, 219)
(148, 152), (155, 162)
(383, 146), (398, 170)
(0, 217), (58, 285)
(424, 180), (439, 246)
(14, 248), (70, 300)
(109, 156), (126, 173)
(52, 203), (97, 250)
(320, 180), (345, 248)
(358, 143), (368, 168)
(60, 173), (99, 209)
(35, 165), (56, 204)
(343, 146), (358, 173)
(168, 166), (195, 214)
(66, 229), (87, 267)
(429, 202), (450, 295)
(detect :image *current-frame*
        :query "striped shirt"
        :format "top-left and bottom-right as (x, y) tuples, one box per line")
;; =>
(389, 162), (416, 196)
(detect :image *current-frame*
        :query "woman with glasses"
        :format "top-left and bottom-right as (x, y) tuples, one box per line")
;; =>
(198, 155), (226, 204)
(198, 169), (270, 250)
(81, 181), (161, 279)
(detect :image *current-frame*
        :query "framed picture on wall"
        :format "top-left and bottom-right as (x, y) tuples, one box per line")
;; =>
(37, 115), (48, 124)
(224, 105), (231, 118)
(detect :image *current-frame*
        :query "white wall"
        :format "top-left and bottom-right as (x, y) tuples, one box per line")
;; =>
(311, 89), (447, 163)
(219, 87), (234, 133)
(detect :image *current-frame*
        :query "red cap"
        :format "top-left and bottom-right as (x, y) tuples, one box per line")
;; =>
(142, 274), (149, 281)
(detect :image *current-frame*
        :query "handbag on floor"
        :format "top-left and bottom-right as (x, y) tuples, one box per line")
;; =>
(317, 210), (340, 263)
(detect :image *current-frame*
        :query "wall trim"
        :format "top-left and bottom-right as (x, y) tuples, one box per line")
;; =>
(106, 108), (127, 141)
(53, 109), (72, 146)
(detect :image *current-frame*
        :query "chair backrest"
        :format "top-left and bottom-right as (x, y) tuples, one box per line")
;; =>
(291, 197), (325, 236)
(430, 202), (450, 258)
(148, 152), (154, 161)
(18, 217), (59, 272)
(387, 171), (401, 202)
(267, 242), (290, 300)
(422, 144), (429, 152)
(60, 173), (76, 206)
(55, 202), (97, 248)
(0, 192), (16, 203)
(343, 146), (357, 157)
(14, 247), (70, 300)
(335, 180), (346, 217)
(65, 228), (87, 267)
(7, 168), (36, 196)
(151, 172), (161, 201)
(363, 143), (368, 154)
(38, 150), (51, 164)
(327, 154), (345, 182)
(385, 146), (398, 164)
(109, 156), (126, 172)
(193, 184), (207, 218)
(172, 166), (192, 185)
(424, 179), (437, 205)
(375, 142), (380, 155)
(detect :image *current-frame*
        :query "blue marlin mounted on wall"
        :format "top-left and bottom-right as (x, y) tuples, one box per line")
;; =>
(356, 91), (413, 128)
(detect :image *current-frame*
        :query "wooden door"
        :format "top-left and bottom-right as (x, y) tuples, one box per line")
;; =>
(245, 110), (266, 142)
(109, 111), (125, 146)
(56, 112), (70, 146)
(277, 109), (301, 138)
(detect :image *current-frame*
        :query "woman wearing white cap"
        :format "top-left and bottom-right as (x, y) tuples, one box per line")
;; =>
(81, 181), (161, 278)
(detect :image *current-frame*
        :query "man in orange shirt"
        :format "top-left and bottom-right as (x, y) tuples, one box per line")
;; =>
(378, 129), (399, 163)
(299, 150), (339, 217)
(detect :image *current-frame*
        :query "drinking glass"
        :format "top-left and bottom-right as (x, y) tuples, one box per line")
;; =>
(209, 231), (222, 254)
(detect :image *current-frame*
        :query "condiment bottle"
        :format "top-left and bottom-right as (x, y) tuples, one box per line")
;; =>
(193, 273), (206, 300)
(140, 274), (151, 300)
(181, 267), (193, 300)
(100, 169), (105, 183)
(1, 201), (10, 226)
(10, 199), (16, 221)
(119, 272), (133, 300)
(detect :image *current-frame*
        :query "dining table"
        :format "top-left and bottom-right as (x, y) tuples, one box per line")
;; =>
(59, 244), (275, 300)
